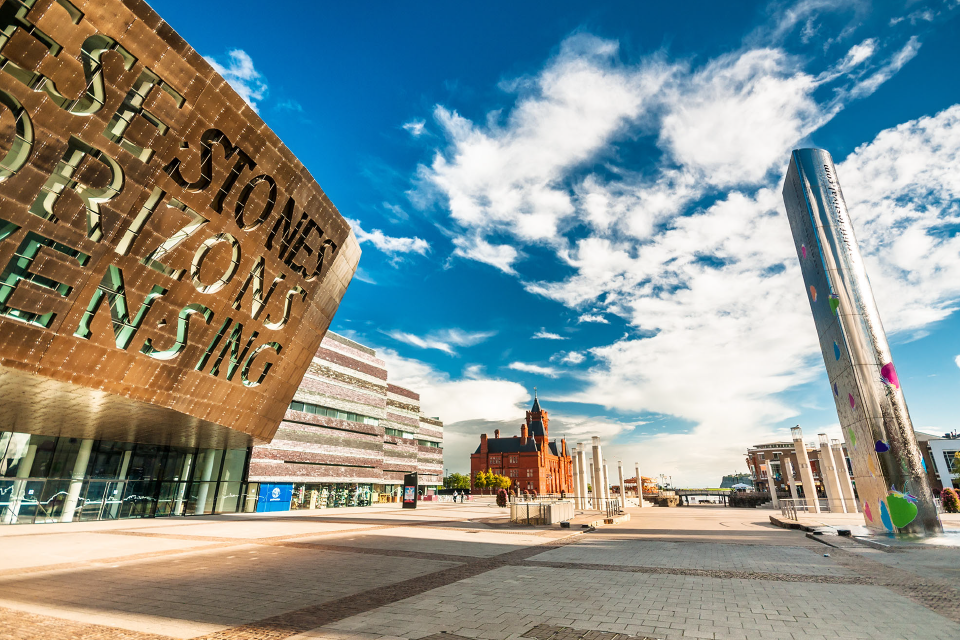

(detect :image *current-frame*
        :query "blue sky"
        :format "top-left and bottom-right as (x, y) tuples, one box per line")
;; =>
(152, 0), (960, 485)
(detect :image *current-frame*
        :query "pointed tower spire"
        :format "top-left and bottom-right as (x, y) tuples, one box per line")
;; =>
(531, 387), (541, 413)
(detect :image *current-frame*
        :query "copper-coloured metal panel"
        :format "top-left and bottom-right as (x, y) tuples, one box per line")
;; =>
(0, 0), (360, 446)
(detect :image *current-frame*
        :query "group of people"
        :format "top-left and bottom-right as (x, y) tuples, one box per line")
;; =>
(451, 490), (468, 502)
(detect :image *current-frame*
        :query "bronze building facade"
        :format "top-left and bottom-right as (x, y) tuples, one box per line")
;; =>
(0, 0), (359, 523)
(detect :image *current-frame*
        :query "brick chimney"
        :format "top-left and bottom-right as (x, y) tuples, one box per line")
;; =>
(480, 433), (488, 454)
(494, 429), (500, 438)
(521, 424), (528, 444)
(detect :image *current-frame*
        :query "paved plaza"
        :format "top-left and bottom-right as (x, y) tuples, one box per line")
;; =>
(1, 503), (958, 640)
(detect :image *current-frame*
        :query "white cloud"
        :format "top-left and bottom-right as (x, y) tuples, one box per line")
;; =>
(845, 37), (921, 100)
(205, 50), (267, 112)
(533, 328), (566, 340)
(381, 350), (527, 425)
(837, 105), (960, 333)
(385, 328), (496, 356)
(559, 351), (586, 365)
(347, 218), (430, 256)
(451, 235), (519, 274)
(508, 362), (560, 378)
(578, 313), (609, 324)
(404, 119), (427, 136)
(955, 355), (960, 370)
(404, 19), (939, 484)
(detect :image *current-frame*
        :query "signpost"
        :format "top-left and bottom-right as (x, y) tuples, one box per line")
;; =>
(403, 473), (418, 509)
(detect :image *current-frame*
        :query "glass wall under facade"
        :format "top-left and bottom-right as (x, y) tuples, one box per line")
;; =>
(288, 483), (401, 509)
(0, 431), (254, 525)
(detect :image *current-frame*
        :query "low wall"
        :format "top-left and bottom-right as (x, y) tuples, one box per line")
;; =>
(510, 501), (574, 525)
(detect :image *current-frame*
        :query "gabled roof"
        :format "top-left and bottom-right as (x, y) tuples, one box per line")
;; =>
(548, 441), (560, 456)
(474, 438), (539, 455)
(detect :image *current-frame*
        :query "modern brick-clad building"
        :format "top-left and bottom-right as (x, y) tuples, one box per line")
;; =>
(248, 332), (443, 508)
(471, 394), (572, 494)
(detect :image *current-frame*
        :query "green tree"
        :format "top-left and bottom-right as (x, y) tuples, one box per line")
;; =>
(444, 473), (471, 489)
(473, 470), (487, 490)
(497, 474), (512, 490)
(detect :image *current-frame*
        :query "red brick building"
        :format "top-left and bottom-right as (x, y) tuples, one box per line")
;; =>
(470, 394), (573, 494)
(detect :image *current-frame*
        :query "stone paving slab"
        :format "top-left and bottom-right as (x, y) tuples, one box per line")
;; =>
(0, 532), (217, 572)
(527, 539), (854, 576)
(316, 565), (960, 640)
(845, 546), (960, 582)
(132, 521), (383, 540)
(2, 504), (960, 640)
(311, 527), (547, 558)
(0, 544), (459, 637)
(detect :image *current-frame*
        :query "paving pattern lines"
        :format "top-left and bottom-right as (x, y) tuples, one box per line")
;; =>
(527, 539), (855, 576)
(0, 543), (461, 636)
(824, 545), (960, 624)
(0, 605), (173, 640)
(189, 534), (588, 640)
(312, 564), (960, 640)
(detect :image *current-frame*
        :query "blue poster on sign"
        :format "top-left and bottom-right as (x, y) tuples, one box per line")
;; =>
(256, 483), (293, 512)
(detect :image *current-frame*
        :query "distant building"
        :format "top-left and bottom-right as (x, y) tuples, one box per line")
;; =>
(470, 394), (572, 494)
(746, 432), (959, 501)
(916, 431), (959, 492)
(720, 473), (754, 489)
(248, 332), (443, 509)
(745, 441), (852, 499)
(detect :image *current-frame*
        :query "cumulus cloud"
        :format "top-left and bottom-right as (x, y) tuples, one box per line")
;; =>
(955, 355), (960, 370)
(348, 218), (430, 256)
(403, 13), (944, 483)
(385, 328), (496, 356)
(508, 362), (560, 378)
(205, 50), (268, 112)
(379, 349), (530, 468)
(403, 119), (427, 136)
(578, 313), (609, 324)
(837, 105), (960, 332)
(533, 328), (567, 340)
(559, 351), (586, 365)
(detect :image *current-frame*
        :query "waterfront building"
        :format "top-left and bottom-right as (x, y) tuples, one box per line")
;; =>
(247, 332), (443, 509)
(0, 0), (360, 523)
(915, 431), (959, 492)
(470, 394), (572, 494)
(744, 441), (853, 500)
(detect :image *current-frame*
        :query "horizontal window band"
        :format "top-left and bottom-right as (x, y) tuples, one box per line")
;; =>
(282, 419), (373, 437)
(282, 461), (376, 469)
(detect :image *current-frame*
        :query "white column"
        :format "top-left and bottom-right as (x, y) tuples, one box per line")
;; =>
(792, 426), (820, 513)
(589, 462), (594, 508)
(832, 438), (858, 513)
(765, 461), (779, 508)
(785, 458), (799, 501)
(617, 461), (625, 508)
(576, 444), (587, 509)
(173, 452), (194, 516)
(60, 439), (94, 523)
(577, 448), (588, 509)
(570, 447), (580, 508)
(591, 437), (604, 511)
(3, 443), (37, 524)
(194, 449), (218, 515)
(635, 463), (646, 507)
(108, 449), (133, 519)
(818, 434), (847, 513)
(602, 461), (611, 507)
